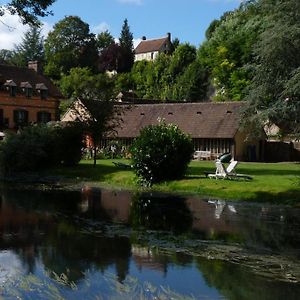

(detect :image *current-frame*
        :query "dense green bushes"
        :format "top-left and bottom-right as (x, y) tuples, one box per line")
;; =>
(130, 121), (193, 186)
(0, 123), (84, 174)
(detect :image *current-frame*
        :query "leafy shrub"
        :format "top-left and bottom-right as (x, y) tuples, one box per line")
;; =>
(54, 123), (84, 166)
(130, 120), (194, 185)
(0, 123), (84, 174)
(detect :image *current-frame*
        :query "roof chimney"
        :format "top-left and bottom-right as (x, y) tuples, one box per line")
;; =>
(28, 61), (42, 74)
(142, 36), (146, 40)
(167, 32), (171, 41)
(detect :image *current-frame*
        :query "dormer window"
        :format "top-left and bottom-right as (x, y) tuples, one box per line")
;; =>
(20, 82), (33, 98)
(4, 80), (17, 97)
(36, 83), (48, 100)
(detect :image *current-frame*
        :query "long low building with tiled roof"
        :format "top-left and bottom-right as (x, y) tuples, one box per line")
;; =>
(63, 101), (265, 161)
(114, 102), (265, 161)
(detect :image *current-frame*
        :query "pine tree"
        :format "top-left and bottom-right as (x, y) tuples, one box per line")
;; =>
(13, 25), (44, 67)
(118, 18), (134, 73)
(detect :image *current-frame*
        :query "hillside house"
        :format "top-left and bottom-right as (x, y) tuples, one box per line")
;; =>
(0, 61), (61, 130)
(134, 33), (172, 62)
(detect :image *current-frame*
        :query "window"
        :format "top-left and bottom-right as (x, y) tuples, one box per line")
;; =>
(14, 110), (28, 127)
(40, 89), (48, 100)
(25, 87), (33, 98)
(36, 83), (48, 100)
(21, 82), (33, 98)
(10, 86), (16, 97)
(4, 80), (17, 97)
(37, 111), (51, 123)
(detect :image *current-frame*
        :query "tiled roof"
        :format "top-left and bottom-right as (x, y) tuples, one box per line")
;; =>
(115, 102), (245, 139)
(135, 37), (169, 54)
(0, 64), (61, 98)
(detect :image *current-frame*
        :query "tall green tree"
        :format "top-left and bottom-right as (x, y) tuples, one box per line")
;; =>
(118, 18), (134, 73)
(97, 30), (115, 53)
(70, 74), (121, 167)
(13, 25), (45, 67)
(44, 16), (98, 79)
(198, 1), (263, 101)
(243, 0), (300, 136)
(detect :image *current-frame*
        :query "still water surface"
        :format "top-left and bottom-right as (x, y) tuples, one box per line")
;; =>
(0, 186), (299, 299)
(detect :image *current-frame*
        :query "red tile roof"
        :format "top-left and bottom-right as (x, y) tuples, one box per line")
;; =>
(115, 102), (245, 139)
(135, 37), (169, 54)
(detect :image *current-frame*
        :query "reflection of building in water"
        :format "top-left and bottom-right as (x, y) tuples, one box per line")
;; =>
(185, 197), (239, 238)
(131, 245), (167, 275)
(81, 186), (131, 222)
(101, 190), (131, 222)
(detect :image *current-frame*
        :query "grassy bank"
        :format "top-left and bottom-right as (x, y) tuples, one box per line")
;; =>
(50, 159), (300, 204)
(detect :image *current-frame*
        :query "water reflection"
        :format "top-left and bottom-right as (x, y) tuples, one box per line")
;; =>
(0, 186), (299, 299)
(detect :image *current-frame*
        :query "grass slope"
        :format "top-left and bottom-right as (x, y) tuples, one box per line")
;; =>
(51, 159), (300, 204)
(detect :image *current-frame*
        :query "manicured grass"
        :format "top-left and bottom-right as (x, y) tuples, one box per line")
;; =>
(50, 159), (300, 204)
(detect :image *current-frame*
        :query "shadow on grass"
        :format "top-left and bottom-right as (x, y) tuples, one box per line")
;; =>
(188, 164), (300, 177)
(52, 161), (133, 182)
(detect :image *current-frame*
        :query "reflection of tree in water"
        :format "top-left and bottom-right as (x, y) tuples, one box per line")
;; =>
(40, 220), (132, 283)
(230, 205), (300, 253)
(196, 257), (300, 300)
(129, 193), (193, 234)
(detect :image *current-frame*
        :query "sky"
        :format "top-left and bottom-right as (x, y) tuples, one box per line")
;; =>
(0, 0), (241, 50)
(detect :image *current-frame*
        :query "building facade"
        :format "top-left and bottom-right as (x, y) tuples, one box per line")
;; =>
(134, 33), (172, 62)
(0, 62), (61, 130)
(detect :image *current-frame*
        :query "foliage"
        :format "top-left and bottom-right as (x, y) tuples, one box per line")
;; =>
(12, 25), (45, 67)
(68, 73), (121, 167)
(118, 18), (134, 73)
(125, 44), (209, 101)
(243, 0), (300, 137)
(0, 0), (56, 25)
(130, 120), (194, 186)
(59, 67), (95, 99)
(0, 123), (84, 174)
(97, 30), (115, 53)
(44, 16), (98, 79)
(198, 1), (262, 101)
(98, 42), (122, 73)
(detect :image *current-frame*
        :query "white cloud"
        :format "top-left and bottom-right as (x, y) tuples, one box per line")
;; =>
(91, 22), (110, 35)
(118, 0), (143, 5)
(0, 12), (29, 50)
(0, 10), (53, 50)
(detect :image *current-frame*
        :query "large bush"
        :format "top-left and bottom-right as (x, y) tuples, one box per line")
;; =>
(0, 123), (84, 174)
(130, 120), (194, 185)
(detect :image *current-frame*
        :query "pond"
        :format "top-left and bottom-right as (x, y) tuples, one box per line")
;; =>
(0, 185), (299, 299)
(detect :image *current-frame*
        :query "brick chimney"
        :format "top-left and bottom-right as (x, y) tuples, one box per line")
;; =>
(167, 32), (171, 42)
(28, 61), (42, 73)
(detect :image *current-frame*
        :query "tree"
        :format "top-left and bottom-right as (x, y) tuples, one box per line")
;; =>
(70, 74), (121, 167)
(98, 42), (122, 73)
(0, 49), (14, 64)
(13, 25), (45, 67)
(44, 16), (98, 79)
(243, 0), (300, 137)
(118, 18), (134, 73)
(59, 67), (95, 99)
(198, 1), (262, 101)
(0, 0), (56, 25)
(97, 30), (115, 53)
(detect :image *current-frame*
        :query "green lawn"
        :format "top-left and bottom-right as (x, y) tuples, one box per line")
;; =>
(50, 159), (300, 204)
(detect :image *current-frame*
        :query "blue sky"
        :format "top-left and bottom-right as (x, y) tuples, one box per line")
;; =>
(0, 0), (241, 49)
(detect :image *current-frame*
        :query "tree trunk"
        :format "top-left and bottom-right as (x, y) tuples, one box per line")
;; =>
(93, 145), (97, 167)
